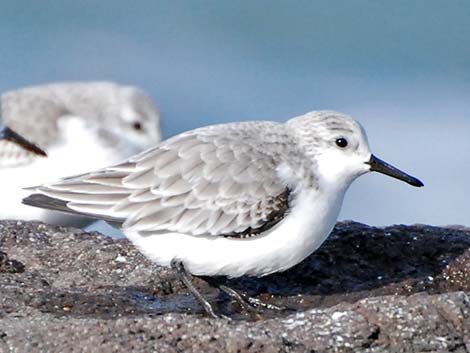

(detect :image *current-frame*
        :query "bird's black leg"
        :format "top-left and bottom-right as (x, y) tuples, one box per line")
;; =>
(199, 276), (284, 312)
(170, 259), (219, 319)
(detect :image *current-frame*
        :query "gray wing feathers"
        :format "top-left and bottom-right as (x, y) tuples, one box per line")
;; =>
(22, 194), (123, 224)
(25, 122), (295, 236)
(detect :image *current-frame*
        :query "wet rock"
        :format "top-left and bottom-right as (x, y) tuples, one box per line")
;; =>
(0, 220), (469, 352)
(0, 251), (24, 274)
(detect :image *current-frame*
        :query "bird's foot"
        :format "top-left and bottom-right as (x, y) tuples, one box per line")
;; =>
(217, 283), (286, 313)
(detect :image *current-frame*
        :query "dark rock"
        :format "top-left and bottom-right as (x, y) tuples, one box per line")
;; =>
(0, 251), (25, 273)
(0, 220), (469, 352)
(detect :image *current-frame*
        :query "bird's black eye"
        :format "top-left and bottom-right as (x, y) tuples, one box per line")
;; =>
(335, 138), (348, 148)
(133, 122), (143, 131)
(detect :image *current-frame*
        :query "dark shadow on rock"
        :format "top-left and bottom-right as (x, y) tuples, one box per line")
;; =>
(117, 221), (470, 318)
(1, 220), (469, 320)
(215, 221), (470, 310)
(24, 286), (202, 319)
(0, 251), (25, 274)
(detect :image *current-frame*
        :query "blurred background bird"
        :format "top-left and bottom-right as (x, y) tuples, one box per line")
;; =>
(0, 81), (161, 227)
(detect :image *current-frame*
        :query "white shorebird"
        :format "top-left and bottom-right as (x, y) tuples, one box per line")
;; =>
(1, 81), (161, 226)
(23, 110), (423, 317)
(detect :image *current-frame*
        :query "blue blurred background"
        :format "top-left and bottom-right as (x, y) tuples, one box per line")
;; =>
(1, 0), (469, 226)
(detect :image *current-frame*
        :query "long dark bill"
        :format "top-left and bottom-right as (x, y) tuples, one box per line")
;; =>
(367, 154), (423, 187)
(0, 127), (47, 157)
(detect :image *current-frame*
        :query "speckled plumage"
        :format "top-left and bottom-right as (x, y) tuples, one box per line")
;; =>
(26, 120), (316, 236)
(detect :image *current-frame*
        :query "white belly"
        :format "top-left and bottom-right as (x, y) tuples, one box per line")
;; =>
(125, 187), (346, 277)
(0, 117), (125, 226)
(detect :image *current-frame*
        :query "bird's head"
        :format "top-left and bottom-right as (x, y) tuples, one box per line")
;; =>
(111, 86), (162, 150)
(287, 111), (423, 190)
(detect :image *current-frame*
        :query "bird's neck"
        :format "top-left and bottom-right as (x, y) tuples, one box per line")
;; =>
(314, 156), (358, 196)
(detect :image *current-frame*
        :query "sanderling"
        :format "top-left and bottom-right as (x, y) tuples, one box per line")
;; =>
(1, 81), (161, 226)
(22, 110), (423, 317)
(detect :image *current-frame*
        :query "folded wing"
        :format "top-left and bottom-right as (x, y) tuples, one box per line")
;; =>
(23, 122), (295, 237)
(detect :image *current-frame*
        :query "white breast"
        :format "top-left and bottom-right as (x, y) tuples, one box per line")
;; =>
(124, 185), (346, 278)
(0, 117), (122, 225)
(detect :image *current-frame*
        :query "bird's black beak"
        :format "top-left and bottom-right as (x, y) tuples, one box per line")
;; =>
(366, 154), (423, 187)
(0, 127), (47, 157)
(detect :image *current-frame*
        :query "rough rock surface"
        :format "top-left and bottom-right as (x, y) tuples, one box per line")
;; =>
(0, 220), (469, 352)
